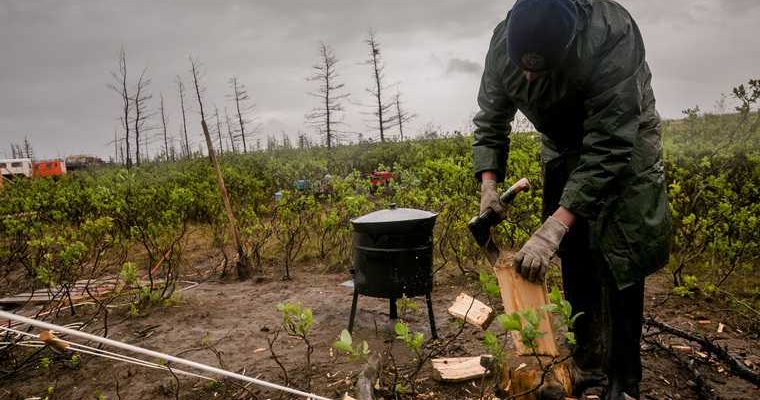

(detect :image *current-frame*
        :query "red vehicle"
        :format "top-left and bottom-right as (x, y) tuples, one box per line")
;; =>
(370, 171), (394, 190)
(32, 160), (67, 178)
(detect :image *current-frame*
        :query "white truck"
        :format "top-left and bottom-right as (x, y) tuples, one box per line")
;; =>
(0, 158), (33, 179)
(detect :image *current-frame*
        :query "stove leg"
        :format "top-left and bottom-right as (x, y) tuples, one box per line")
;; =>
(426, 292), (437, 339)
(348, 289), (359, 333)
(389, 297), (398, 320)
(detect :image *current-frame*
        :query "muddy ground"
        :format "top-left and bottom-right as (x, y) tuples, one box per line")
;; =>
(1, 250), (759, 400)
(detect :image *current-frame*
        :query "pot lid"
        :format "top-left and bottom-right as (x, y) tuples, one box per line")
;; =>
(351, 203), (437, 224)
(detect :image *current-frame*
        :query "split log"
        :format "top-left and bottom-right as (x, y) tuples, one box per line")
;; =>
(492, 258), (558, 357)
(447, 293), (494, 329)
(493, 254), (573, 398)
(431, 356), (488, 382)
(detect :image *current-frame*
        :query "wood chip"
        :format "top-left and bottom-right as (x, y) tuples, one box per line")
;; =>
(697, 320), (711, 325)
(431, 356), (488, 382)
(671, 344), (692, 353)
(717, 323), (725, 333)
(447, 293), (494, 329)
(253, 347), (266, 353)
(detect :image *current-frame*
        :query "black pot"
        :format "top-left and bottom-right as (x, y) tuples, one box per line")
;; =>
(350, 204), (437, 298)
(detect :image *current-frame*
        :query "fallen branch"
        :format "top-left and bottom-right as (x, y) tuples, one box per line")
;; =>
(643, 336), (718, 400)
(644, 317), (760, 387)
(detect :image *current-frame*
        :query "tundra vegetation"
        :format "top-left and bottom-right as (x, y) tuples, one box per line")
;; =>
(0, 80), (758, 398)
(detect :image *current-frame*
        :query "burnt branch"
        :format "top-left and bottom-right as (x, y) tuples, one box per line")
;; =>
(644, 316), (760, 387)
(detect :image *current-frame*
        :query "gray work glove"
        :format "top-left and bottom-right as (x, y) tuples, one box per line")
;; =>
(514, 216), (569, 282)
(480, 179), (504, 216)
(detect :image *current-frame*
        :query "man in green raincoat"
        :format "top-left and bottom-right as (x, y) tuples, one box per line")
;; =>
(473, 0), (671, 398)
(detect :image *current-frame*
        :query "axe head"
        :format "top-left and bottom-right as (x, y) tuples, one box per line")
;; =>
(468, 178), (531, 266)
(468, 211), (501, 266)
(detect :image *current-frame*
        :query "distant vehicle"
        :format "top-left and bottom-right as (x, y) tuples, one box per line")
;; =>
(370, 171), (394, 192)
(0, 158), (33, 179)
(65, 154), (105, 171)
(32, 160), (67, 178)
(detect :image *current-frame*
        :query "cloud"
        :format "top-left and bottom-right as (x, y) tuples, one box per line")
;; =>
(0, 0), (758, 158)
(446, 58), (482, 75)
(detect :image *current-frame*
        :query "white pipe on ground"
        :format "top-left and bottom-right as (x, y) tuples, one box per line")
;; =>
(0, 310), (332, 400)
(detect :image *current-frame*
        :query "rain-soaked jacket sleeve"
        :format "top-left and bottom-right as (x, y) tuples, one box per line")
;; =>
(472, 26), (517, 183)
(559, 7), (645, 218)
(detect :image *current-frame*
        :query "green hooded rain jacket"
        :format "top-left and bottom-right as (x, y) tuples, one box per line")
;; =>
(472, 0), (671, 289)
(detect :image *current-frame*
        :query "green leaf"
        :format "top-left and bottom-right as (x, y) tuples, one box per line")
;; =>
(339, 329), (352, 346)
(333, 340), (353, 354)
(548, 287), (562, 305)
(394, 321), (409, 338)
(496, 313), (522, 332)
(564, 332), (576, 346)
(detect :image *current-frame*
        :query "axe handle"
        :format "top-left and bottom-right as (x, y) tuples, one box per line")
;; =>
(499, 177), (531, 205)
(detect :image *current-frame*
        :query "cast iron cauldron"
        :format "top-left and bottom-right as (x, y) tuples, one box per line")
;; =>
(348, 204), (438, 337)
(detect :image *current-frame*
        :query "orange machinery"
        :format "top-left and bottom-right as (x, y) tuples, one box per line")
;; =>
(32, 160), (67, 178)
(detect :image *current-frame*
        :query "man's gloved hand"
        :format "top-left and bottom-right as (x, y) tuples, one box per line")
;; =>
(514, 216), (569, 282)
(480, 179), (504, 216)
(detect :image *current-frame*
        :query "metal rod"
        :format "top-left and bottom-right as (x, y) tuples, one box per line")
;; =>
(0, 310), (332, 400)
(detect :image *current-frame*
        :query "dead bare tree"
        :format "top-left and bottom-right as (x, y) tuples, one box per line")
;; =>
(224, 108), (237, 153)
(393, 90), (416, 141)
(214, 106), (224, 154)
(159, 93), (171, 161)
(228, 77), (256, 153)
(113, 128), (119, 163)
(109, 47), (131, 167)
(9, 141), (32, 159)
(189, 56), (252, 280)
(22, 137), (34, 160)
(365, 30), (394, 142)
(306, 42), (349, 149)
(132, 67), (153, 165)
(177, 77), (191, 158)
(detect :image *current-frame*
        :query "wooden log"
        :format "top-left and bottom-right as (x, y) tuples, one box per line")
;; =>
(431, 356), (488, 382)
(492, 253), (573, 398)
(493, 256), (557, 357)
(447, 293), (494, 329)
(0, 277), (129, 306)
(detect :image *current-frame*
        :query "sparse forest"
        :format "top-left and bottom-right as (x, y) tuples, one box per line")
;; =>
(1, 76), (759, 399)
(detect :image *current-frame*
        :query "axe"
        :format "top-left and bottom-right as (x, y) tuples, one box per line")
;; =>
(468, 178), (531, 265)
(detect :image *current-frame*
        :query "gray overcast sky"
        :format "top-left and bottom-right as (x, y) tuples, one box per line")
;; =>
(1, 0), (759, 160)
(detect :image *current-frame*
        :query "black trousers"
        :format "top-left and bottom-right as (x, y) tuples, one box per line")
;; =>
(560, 221), (645, 399)
(543, 153), (645, 399)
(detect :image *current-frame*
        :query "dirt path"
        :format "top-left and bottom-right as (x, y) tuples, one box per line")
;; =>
(2, 265), (759, 399)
